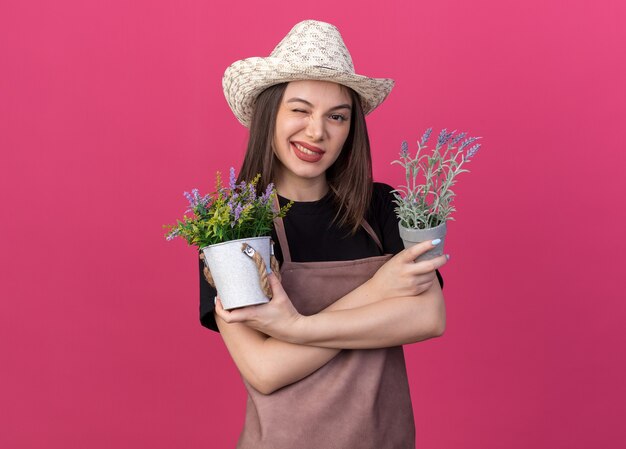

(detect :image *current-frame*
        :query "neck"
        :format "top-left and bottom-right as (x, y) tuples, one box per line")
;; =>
(274, 172), (329, 201)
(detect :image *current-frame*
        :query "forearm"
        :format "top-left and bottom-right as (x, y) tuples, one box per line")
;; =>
(216, 313), (339, 395)
(215, 271), (444, 391)
(319, 277), (383, 312)
(290, 281), (446, 349)
(214, 278), (391, 393)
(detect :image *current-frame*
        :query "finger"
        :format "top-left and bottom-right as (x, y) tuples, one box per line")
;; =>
(415, 279), (435, 293)
(267, 271), (285, 296)
(401, 238), (444, 262)
(214, 297), (228, 321)
(409, 254), (449, 274)
(214, 297), (248, 324)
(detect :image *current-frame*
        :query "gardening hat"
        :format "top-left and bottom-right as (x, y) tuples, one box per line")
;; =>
(222, 20), (395, 127)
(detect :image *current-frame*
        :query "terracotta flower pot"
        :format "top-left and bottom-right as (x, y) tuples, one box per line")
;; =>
(200, 236), (272, 310)
(398, 222), (447, 262)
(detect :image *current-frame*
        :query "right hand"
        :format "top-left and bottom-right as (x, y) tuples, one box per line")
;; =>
(214, 273), (304, 344)
(369, 240), (449, 299)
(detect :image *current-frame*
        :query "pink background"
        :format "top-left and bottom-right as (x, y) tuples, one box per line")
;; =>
(1, 0), (625, 448)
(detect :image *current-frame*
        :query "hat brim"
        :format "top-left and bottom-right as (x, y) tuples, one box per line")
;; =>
(223, 57), (395, 127)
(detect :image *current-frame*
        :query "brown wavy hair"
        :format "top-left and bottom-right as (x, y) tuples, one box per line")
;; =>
(237, 82), (373, 235)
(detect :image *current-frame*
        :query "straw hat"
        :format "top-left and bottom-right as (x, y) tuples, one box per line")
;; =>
(222, 20), (395, 127)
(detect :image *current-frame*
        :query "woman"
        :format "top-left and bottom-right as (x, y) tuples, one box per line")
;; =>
(199, 20), (448, 449)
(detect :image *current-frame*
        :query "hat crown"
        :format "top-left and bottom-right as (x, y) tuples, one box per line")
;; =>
(222, 20), (394, 127)
(269, 20), (355, 74)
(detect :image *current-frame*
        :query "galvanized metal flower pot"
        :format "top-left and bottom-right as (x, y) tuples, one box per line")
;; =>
(398, 222), (447, 262)
(201, 236), (272, 310)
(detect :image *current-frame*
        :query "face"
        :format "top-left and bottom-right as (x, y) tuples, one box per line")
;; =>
(272, 80), (352, 198)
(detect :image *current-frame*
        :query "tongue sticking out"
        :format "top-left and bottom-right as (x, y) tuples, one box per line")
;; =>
(292, 142), (323, 162)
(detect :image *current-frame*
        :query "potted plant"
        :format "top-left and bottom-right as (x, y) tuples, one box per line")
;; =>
(391, 128), (482, 261)
(164, 168), (292, 310)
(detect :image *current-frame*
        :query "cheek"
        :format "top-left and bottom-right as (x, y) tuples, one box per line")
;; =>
(274, 120), (303, 149)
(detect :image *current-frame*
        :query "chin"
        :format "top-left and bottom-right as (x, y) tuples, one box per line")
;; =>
(292, 166), (327, 180)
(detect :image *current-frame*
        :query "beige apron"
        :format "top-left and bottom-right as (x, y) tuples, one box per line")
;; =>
(237, 215), (416, 449)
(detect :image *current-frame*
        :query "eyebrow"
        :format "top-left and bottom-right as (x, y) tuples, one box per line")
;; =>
(286, 97), (352, 111)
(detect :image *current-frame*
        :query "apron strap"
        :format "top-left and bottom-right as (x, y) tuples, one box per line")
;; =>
(360, 219), (384, 254)
(273, 195), (292, 263)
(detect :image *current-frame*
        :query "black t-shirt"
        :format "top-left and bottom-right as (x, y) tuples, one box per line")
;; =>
(199, 182), (443, 332)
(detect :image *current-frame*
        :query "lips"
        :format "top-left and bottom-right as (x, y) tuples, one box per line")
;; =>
(291, 141), (324, 163)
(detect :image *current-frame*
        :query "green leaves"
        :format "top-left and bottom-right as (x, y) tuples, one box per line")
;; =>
(164, 169), (293, 248)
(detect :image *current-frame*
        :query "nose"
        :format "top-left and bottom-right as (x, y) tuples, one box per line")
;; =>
(305, 114), (325, 141)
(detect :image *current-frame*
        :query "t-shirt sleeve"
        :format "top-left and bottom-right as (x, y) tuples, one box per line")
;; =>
(372, 182), (444, 289)
(199, 257), (220, 332)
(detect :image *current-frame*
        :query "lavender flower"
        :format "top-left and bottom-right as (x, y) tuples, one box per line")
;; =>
(234, 204), (243, 221)
(183, 190), (194, 206)
(391, 127), (483, 229)
(230, 203), (244, 228)
(165, 167), (292, 247)
(229, 167), (236, 190)
(437, 128), (450, 146)
(248, 182), (257, 202)
(420, 128), (432, 146)
(184, 190), (197, 213)
(459, 136), (479, 152)
(451, 131), (467, 146)
(259, 183), (274, 205)
(400, 141), (409, 157)
(166, 228), (181, 241)
(465, 143), (481, 160)
(183, 189), (210, 213)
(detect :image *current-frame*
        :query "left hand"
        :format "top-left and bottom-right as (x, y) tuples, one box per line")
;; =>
(214, 272), (304, 342)
(368, 240), (448, 300)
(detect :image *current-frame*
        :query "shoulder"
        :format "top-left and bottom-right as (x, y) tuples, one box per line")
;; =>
(366, 182), (404, 254)
(369, 182), (397, 216)
(372, 182), (395, 197)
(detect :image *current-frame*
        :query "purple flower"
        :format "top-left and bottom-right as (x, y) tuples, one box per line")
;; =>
(420, 128), (432, 146)
(229, 167), (237, 190)
(459, 136), (479, 152)
(183, 188), (210, 213)
(227, 193), (240, 215)
(234, 204), (243, 221)
(259, 183), (274, 205)
(166, 228), (180, 241)
(451, 131), (467, 146)
(400, 141), (409, 157)
(466, 143), (481, 159)
(248, 182), (257, 202)
(183, 190), (194, 206)
(437, 128), (449, 146)
(437, 129), (456, 146)
(184, 190), (197, 213)
(230, 204), (244, 227)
